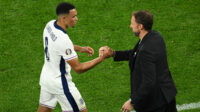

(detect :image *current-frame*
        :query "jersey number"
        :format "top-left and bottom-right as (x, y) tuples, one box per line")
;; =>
(45, 37), (50, 61)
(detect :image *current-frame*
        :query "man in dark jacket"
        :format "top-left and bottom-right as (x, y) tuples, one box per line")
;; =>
(99, 10), (177, 112)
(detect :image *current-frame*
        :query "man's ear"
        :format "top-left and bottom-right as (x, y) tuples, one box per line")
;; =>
(139, 24), (144, 30)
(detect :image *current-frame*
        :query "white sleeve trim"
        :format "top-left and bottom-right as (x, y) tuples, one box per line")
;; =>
(65, 55), (78, 61)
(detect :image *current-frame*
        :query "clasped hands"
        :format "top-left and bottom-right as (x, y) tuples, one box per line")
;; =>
(98, 46), (114, 59)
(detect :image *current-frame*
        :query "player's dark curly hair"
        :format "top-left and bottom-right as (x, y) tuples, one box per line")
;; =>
(132, 10), (153, 31)
(56, 2), (75, 16)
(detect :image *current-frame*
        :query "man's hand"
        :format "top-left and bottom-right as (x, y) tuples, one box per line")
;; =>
(80, 46), (94, 56)
(99, 46), (114, 59)
(121, 100), (133, 112)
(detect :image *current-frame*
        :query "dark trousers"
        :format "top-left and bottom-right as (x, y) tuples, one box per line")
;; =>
(154, 98), (177, 112)
(137, 99), (177, 112)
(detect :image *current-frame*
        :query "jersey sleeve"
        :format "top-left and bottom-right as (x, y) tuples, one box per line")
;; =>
(57, 37), (78, 61)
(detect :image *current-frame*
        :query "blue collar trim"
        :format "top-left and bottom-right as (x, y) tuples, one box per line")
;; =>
(54, 21), (67, 34)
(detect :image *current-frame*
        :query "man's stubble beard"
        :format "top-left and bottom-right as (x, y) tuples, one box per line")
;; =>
(133, 31), (140, 37)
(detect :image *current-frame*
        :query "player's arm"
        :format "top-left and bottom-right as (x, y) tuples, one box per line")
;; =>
(74, 45), (94, 56)
(67, 56), (103, 74)
(74, 45), (83, 52)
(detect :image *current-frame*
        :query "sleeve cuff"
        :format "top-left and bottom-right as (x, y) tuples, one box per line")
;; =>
(130, 98), (134, 105)
(65, 55), (78, 61)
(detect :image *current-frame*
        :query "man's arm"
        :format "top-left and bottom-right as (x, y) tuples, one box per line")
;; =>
(99, 46), (132, 61)
(74, 45), (94, 56)
(67, 55), (104, 74)
(114, 50), (133, 61)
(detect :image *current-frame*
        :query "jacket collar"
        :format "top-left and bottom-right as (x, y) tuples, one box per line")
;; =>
(133, 30), (153, 53)
(139, 30), (152, 46)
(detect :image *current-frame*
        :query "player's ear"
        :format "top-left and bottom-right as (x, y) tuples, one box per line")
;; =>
(62, 15), (66, 20)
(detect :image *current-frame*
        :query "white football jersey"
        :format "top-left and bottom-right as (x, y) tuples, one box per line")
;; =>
(40, 20), (78, 94)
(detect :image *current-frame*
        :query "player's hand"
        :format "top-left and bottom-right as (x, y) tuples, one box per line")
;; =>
(81, 46), (94, 56)
(121, 100), (133, 112)
(99, 47), (104, 57)
(99, 46), (114, 59)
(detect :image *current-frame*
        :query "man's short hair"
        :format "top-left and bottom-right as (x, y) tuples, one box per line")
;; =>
(132, 10), (153, 31)
(56, 2), (75, 16)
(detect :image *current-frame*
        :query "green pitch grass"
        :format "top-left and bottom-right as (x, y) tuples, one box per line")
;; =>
(0, 0), (200, 112)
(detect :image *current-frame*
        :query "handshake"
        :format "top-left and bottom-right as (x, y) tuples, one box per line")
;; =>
(98, 46), (115, 59)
